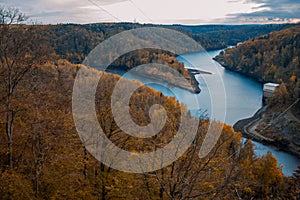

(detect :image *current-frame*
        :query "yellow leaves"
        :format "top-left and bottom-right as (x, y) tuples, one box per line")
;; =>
(24, 53), (33, 59)
(1, 41), (295, 199)
(234, 131), (242, 141)
(0, 170), (34, 199)
(131, 79), (143, 87)
(254, 152), (284, 187)
(241, 55), (246, 61)
(243, 186), (254, 194)
(290, 75), (297, 83)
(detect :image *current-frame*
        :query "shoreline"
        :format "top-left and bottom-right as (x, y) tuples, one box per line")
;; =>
(105, 65), (203, 94)
(212, 58), (265, 83)
(213, 56), (300, 159)
(233, 106), (300, 159)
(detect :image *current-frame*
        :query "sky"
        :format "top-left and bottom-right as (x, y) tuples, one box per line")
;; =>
(0, 0), (300, 25)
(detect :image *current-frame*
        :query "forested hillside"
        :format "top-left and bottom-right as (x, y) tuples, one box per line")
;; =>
(34, 24), (203, 93)
(33, 23), (299, 63)
(215, 26), (300, 110)
(0, 8), (299, 199)
(171, 24), (297, 50)
(1, 57), (298, 199)
(214, 26), (300, 157)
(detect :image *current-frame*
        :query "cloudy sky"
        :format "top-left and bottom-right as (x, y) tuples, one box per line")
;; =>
(0, 0), (300, 24)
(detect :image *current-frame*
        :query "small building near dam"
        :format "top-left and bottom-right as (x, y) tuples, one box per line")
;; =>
(263, 82), (280, 104)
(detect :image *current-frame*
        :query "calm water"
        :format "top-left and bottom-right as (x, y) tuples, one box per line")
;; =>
(110, 49), (299, 176)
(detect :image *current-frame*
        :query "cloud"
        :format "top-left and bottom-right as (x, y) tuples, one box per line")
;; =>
(228, 0), (300, 23)
(90, 0), (128, 5)
(0, 0), (127, 23)
(1, 0), (300, 24)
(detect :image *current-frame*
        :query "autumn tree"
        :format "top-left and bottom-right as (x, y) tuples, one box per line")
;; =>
(0, 7), (49, 169)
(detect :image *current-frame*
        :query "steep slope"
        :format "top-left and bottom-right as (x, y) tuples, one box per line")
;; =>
(0, 59), (297, 199)
(0, 21), (299, 198)
(214, 26), (300, 157)
(34, 23), (299, 63)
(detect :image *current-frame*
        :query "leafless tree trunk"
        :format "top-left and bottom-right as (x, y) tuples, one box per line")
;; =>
(0, 7), (49, 169)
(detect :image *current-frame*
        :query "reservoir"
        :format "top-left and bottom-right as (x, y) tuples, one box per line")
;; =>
(109, 49), (300, 176)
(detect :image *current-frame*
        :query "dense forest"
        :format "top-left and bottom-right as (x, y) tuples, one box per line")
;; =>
(214, 26), (300, 84)
(171, 24), (298, 50)
(30, 23), (300, 63)
(33, 24), (204, 93)
(1, 58), (298, 199)
(214, 26), (300, 157)
(214, 25), (300, 115)
(0, 7), (300, 199)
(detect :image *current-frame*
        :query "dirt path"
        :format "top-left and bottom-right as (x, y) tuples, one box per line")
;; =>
(285, 110), (300, 123)
(233, 106), (274, 143)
